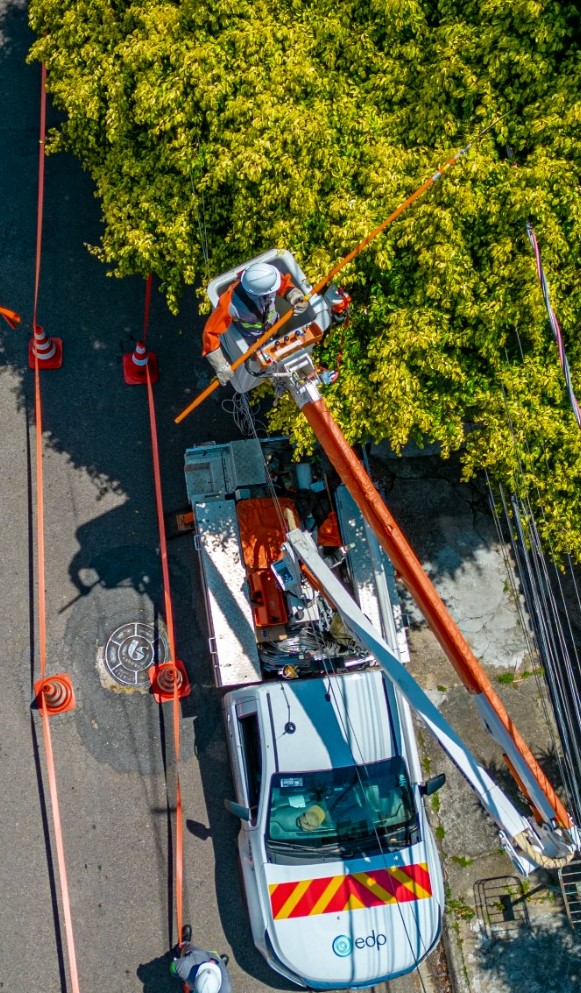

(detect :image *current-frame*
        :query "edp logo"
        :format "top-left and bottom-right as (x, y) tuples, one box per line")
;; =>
(332, 935), (353, 957)
(332, 930), (387, 956)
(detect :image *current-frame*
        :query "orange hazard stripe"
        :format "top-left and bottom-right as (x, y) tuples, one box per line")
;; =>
(269, 863), (432, 920)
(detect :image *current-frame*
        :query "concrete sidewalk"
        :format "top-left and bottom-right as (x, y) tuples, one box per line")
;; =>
(371, 447), (581, 993)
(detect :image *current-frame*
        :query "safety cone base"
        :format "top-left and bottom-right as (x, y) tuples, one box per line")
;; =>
(123, 349), (159, 385)
(33, 674), (76, 714)
(148, 660), (190, 703)
(28, 336), (63, 370)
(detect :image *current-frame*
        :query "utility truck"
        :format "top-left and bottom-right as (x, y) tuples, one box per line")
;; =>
(183, 249), (580, 989)
(184, 434), (446, 988)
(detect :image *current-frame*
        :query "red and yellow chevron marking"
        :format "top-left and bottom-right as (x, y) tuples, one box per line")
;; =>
(269, 863), (432, 920)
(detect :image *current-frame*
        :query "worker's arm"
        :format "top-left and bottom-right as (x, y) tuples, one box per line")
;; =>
(206, 345), (233, 384)
(202, 301), (232, 356)
(202, 285), (237, 356)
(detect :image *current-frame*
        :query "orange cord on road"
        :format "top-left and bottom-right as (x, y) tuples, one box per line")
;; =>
(144, 309), (185, 947)
(31, 62), (82, 993)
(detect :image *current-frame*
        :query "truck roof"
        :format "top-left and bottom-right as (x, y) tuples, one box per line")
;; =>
(231, 669), (400, 772)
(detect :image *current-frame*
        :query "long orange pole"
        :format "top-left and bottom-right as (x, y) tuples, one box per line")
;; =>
(301, 395), (572, 829)
(175, 139), (480, 424)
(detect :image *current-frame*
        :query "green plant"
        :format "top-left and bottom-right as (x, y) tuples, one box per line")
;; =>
(435, 825), (446, 840)
(27, 0), (581, 563)
(446, 897), (476, 921)
(451, 855), (474, 867)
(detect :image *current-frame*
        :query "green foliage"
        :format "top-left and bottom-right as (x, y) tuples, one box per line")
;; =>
(446, 896), (476, 920)
(451, 855), (474, 867)
(27, 0), (581, 558)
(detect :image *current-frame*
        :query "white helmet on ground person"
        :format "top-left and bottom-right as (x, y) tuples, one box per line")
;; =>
(194, 960), (222, 993)
(241, 262), (281, 297)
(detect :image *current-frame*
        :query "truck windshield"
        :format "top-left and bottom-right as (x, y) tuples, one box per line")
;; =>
(267, 757), (417, 857)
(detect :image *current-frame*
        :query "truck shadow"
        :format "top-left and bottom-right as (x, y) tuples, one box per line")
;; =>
(189, 681), (296, 989)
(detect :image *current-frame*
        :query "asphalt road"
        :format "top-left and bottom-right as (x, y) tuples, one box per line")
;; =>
(0, 7), (288, 993)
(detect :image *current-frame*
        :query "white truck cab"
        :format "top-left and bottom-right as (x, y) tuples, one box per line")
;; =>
(223, 670), (444, 988)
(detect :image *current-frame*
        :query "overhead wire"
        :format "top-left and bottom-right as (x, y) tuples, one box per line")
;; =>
(485, 326), (581, 824)
(176, 112), (512, 423)
(189, 159), (211, 285)
(507, 144), (581, 430)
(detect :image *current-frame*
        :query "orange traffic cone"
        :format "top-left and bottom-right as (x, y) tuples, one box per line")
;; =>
(33, 674), (76, 715)
(148, 661), (190, 703)
(123, 340), (159, 385)
(28, 324), (63, 369)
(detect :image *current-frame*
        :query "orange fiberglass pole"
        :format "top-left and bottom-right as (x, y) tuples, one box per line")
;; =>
(301, 395), (572, 829)
(175, 120), (511, 425)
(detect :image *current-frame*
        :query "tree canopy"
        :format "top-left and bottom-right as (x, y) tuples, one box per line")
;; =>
(28, 0), (581, 559)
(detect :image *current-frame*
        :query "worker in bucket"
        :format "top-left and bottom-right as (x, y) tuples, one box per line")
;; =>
(170, 925), (232, 993)
(202, 261), (308, 384)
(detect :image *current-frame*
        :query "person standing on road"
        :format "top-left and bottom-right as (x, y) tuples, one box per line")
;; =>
(170, 926), (232, 993)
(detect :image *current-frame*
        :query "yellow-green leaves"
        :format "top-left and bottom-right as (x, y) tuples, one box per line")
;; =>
(27, 0), (581, 558)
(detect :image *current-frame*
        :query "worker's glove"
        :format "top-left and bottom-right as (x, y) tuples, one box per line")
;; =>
(206, 346), (234, 385)
(286, 287), (309, 314)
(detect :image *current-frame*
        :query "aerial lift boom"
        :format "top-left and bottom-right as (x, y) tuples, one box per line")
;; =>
(277, 350), (580, 871)
(278, 525), (577, 874)
(182, 248), (580, 872)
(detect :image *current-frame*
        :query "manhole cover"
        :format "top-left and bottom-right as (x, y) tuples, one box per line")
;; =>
(103, 621), (170, 687)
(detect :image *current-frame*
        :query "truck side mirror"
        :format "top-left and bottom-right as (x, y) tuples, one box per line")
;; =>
(224, 798), (251, 821)
(420, 773), (446, 797)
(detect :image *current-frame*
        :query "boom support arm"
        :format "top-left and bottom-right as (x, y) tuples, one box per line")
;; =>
(284, 369), (574, 836)
(281, 528), (578, 873)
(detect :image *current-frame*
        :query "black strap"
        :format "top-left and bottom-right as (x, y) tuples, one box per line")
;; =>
(232, 281), (266, 320)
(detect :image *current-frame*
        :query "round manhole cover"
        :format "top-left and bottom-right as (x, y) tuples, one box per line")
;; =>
(103, 621), (170, 687)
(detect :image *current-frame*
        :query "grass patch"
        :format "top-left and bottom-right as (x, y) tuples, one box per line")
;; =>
(497, 668), (543, 686)
(446, 897), (475, 921)
(451, 855), (474, 867)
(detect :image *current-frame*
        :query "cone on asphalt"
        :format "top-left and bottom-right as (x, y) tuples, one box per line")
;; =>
(123, 340), (159, 385)
(28, 324), (63, 369)
(33, 674), (76, 714)
(148, 661), (190, 703)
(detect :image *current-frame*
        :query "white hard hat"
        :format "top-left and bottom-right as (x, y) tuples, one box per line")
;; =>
(241, 262), (281, 297)
(194, 961), (222, 993)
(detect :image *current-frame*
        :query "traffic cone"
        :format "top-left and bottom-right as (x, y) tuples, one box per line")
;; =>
(148, 661), (190, 703)
(123, 340), (159, 385)
(28, 324), (63, 369)
(33, 674), (76, 715)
